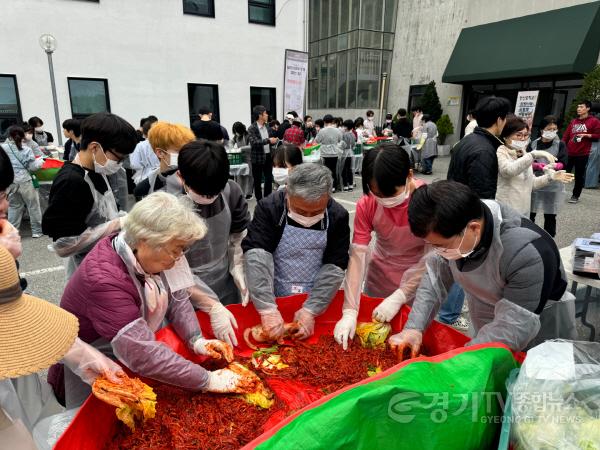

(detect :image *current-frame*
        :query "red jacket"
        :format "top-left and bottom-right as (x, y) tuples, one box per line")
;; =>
(562, 115), (600, 157)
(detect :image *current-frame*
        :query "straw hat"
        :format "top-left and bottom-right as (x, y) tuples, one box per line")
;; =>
(0, 246), (78, 380)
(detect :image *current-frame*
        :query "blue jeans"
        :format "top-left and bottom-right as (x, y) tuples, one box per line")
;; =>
(438, 283), (465, 324)
(585, 141), (599, 188)
(421, 156), (434, 173)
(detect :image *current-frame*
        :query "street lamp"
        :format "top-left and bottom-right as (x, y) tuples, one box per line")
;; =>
(39, 33), (63, 145)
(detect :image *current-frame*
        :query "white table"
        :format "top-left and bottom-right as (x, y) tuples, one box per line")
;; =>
(303, 152), (322, 164)
(559, 246), (600, 340)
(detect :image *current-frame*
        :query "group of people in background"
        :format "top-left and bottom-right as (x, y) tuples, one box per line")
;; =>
(1, 93), (595, 446)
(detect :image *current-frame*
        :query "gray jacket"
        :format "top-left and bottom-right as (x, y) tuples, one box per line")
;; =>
(405, 201), (575, 349)
(315, 126), (343, 157)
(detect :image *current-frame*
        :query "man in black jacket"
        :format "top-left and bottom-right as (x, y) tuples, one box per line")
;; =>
(243, 163), (350, 342)
(447, 96), (511, 199)
(248, 105), (278, 200)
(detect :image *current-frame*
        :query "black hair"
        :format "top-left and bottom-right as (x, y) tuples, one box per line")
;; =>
(287, 111), (298, 118)
(354, 117), (364, 128)
(342, 119), (354, 130)
(579, 100), (592, 109)
(397, 108), (407, 117)
(269, 119), (280, 128)
(273, 144), (303, 168)
(28, 116), (43, 127)
(500, 114), (527, 140)
(22, 123), (34, 133)
(197, 106), (211, 116)
(7, 125), (25, 149)
(385, 113), (393, 119)
(0, 147), (14, 190)
(303, 115), (312, 122)
(410, 106), (422, 112)
(366, 110), (374, 117)
(232, 121), (247, 136)
(539, 115), (558, 131)
(146, 115), (158, 122)
(139, 117), (147, 127)
(362, 142), (411, 196)
(142, 119), (155, 136)
(474, 96), (511, 128)
(62, 119), (81, 137)
(422, 114), (431, 122)
(79, 112), (138, 155)
(467, 109), (476, 117)
(323, 114), (334, 124)
(408, 180), (484, 238)
(178, 140), (229, 195)
(252, 105), (267, 121)
(191, 120), (224, 141)
(315, 119), (324, 128)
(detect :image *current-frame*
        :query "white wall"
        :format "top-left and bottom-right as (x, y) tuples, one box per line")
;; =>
(388, 0), (598, 145)
(0, 0), (305, 140)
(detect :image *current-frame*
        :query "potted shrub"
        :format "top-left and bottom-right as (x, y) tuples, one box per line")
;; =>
(436, 114), (454, 156)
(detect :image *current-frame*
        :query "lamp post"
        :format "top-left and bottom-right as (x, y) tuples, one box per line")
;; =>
(379, 72), (388, 128)
(39, 34), (63, 145)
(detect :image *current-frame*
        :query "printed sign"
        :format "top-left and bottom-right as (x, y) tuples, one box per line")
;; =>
(283, 49), (309, 119)
(515, 90), (539, 127)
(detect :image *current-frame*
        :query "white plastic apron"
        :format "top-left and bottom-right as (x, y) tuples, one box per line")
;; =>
(450, 200), (577, 348)
(364, 200), (425, 298)
(530, 139), (565, 215)
(66, 171), (119, 278)
(273, 209), (328, 297)
(186, 186), (240, 305)
(147, 169), (183, 195)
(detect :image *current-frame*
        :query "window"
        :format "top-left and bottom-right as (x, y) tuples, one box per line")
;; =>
(407, 85), (427, 111)
(248, 0), (275, 26)
(67, 78), (110, 120)
(188, 83), (220, 125)
(0, 75), (22, 140)
(356, 49), (381, 108)
(183, 0), (215, 17)
(250, 87), (276, 122)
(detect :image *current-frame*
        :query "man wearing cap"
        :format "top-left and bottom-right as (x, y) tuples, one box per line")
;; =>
(0, 245), (124, 447)
(282, 117), (306, 147)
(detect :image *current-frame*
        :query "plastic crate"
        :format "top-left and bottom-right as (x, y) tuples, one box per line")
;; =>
(353, 144), (362, 155)
(227, 152), (243, 165)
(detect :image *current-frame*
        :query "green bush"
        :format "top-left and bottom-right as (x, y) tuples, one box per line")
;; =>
(436, 114), (454, 144)
(563, 65), (600, 128)
(421, 81), (443, 123)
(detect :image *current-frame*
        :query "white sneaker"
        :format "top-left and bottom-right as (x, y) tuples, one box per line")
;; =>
(461, 302), (469, 314)
(32, 233), (43, 238)
(449, 316), (470, 333)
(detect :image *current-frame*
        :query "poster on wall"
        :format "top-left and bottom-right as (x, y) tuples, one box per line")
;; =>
(515, 90), (539, 127)
(283, 49), (309, 119)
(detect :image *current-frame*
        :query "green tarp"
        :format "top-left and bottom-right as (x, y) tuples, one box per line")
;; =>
(442, 2), (600, 83)
(249, 345), (519, 450)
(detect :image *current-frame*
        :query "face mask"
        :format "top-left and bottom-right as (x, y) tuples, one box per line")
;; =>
(273, 167), (289, 185)
(542, 130), (557, 140)
(510, 139), (529, 151)
(288, 208), (324, 228)
(434, 226), (479, 260)
(25, 133), (33, 141)
(186, 186), (218, 205)
(373, 185), (409, 209)
(35, 127), (43, 133)
(93, 144), (122, 175)
(162, 150), (178, 169)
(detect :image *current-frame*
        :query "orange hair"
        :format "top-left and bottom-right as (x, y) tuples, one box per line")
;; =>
(147, 122), (195, 151)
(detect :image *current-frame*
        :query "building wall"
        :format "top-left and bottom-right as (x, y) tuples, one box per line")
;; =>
(388, 0), (598, 145)
(0, 0), (306, 139)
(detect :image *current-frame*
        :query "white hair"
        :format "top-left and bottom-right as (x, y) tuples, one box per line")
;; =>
(287, 163), (332, 201)
(123, 192), (207, 249)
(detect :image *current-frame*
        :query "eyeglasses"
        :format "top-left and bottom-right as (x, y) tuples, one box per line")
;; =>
(161, 245), (191, 261)
(513, 132), (530, 139)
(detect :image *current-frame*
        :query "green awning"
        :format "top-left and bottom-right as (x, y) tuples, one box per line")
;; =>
(442, 1), (600, 83)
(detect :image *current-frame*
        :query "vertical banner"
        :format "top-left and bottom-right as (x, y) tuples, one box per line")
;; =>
(514, 90), (539, 128)
(283, 49), (309, 119)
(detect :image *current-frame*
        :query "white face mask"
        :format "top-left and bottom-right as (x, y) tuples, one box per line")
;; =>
(35, 127), (43, 133)
(186, 186), (219, 205)
(510, 139), (529, 151)
(542, 130), (558, 140)
(273, 167), (289, 185)
(434, 225), (479, 261)
(162, 150), (178, 169)
(373, 185), (410, 209)
(93, 143), (122, 175)
(288, 208), (324, 228)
